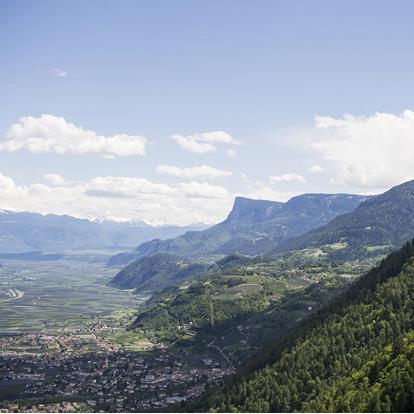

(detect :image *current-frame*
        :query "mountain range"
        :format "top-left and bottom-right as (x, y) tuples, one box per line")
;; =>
(108, 193), (368, 266)
(276, 179), (414, 259)
(0, 211), (206, 254)
(109, 179), (414, 294)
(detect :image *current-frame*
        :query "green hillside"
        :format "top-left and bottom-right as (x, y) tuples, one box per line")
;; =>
(126, 254), (371, 363)
(109, 253), (216, 292)
(277, 179), (414, 260)
(192, 240), (414, 412)
(130, 276), (272, 344)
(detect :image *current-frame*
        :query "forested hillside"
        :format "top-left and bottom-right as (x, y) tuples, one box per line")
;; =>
(109, 253), (216, 292)
(277, 179), (414, 259)
(193, 240), (414, 412)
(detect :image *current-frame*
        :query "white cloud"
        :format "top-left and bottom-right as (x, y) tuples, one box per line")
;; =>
(0, 172), (233, 226)
(178, 181), (229, 199)
(0, 173), (25, 198)
(156, 165), (232, 180)
(87, 176), (176, 197)
(44, 173), (66, 186)
(1, 114), (148, 158)
(170, 134), (217, 154)
(50, 68), (67, 78)
(226, 148), (237, 157)
(243, 186), (302, 202)
(310, 110), (414, 189)
(87, 177), (229, 201)
(269, 173), (306, 183)
(240, 173), (302, 202)
(196, 131), (240, 144)
(309, 165), (325, 173)
(170, 131), (239, 154)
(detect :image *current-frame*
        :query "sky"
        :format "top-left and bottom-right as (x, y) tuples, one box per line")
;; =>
(1, 0), (414, 225)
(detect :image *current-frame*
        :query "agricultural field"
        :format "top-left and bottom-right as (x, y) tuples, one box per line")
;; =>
(0, 252), (148, 334)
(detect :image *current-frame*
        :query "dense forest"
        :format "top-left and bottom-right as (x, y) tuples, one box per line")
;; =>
(191, 240), (414, 412)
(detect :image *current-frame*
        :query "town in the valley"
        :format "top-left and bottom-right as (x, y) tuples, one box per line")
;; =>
(0, 311), (234, 412)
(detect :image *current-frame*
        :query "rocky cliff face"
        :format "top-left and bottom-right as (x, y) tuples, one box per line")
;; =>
(223, 197), (283, 224)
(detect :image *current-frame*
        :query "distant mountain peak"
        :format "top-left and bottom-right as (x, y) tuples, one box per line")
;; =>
(0, 211), (204, 254)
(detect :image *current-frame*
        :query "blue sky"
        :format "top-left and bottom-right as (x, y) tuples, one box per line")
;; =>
(1, 0), (414, 224)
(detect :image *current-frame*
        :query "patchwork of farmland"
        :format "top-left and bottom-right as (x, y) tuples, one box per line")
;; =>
(0, 254), (147, 334)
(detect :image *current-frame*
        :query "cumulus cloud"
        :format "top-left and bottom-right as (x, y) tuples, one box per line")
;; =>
(170, 131), (239, 154)
(44, 173), (66, 186)
(178, 181), (229, 199)
(88, 176), (176, 197)
(309, 165), (325, 173)
(1, 114), (148, 158)
(0, 173), (25, 198)
(269, 173), (306, 183)
(50, 68), (67, 77)
(310, 110), (414, 189)
(0, 172), (233, 226)
(156, 165), (232, 180)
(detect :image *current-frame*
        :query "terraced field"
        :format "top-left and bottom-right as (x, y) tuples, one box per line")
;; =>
(0, 253), (148, 334)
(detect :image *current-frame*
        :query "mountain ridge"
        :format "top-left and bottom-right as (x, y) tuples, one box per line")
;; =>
(108, 192), (368, 265)
(275, 179), (414, 259)
(0, 210), (206, 253)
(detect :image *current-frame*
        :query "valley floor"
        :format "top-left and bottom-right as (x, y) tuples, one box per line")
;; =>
(0, 250), (382, 412)
(0, 253), (234, 412)
(0, 254), (145, 334)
